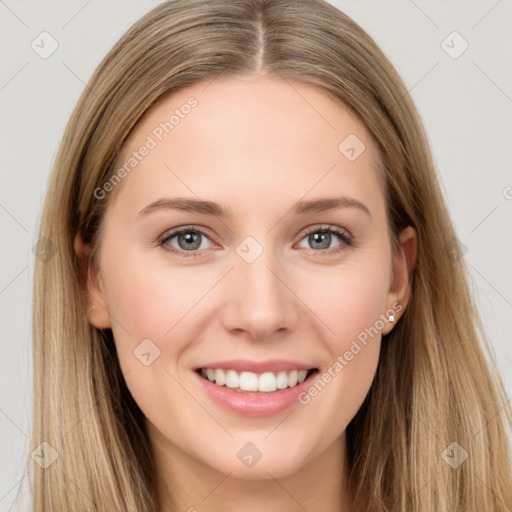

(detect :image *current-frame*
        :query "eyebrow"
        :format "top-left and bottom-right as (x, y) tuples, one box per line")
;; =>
(137, 196), (371, 218)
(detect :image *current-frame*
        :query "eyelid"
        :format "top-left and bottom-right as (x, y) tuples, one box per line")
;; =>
(159, 224), (214, 242)
(299, 224), (352, 241)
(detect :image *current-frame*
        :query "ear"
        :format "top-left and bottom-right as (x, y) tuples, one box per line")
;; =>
(382, 226), (417, 335)
(74, 231), (112, 329)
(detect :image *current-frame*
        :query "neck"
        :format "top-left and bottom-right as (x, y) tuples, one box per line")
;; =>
(149, 426), (356, 512)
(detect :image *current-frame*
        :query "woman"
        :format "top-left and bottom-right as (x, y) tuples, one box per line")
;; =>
(29, 0), (511, 510)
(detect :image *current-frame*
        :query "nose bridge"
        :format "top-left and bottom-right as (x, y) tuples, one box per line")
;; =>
(221, 234), (298, 340)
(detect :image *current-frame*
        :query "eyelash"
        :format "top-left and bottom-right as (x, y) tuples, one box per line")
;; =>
(158, 224), (354, 258)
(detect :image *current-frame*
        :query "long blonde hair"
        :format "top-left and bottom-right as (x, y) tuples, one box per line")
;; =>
(29, 0), (511, 510)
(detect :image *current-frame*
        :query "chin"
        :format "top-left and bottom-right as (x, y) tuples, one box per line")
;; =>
(203, 438), (314, 481)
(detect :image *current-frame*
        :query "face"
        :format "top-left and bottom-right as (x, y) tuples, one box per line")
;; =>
(81, 75), (413, 481)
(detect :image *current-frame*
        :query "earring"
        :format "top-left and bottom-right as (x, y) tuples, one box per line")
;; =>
(387, 312), (395, 322)
(88, 304), (95, 312)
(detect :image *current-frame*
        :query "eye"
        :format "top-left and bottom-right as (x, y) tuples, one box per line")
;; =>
(158, 224), (353, 258)
(296, 225), (353, 255)
(159, 226), (216, 257)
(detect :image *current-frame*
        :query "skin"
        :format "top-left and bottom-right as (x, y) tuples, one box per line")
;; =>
(76, 75), (416, 512)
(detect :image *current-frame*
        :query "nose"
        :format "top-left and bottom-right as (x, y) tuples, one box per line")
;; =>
(221, 246), (300, 342)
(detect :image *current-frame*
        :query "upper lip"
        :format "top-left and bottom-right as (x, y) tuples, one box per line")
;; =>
(194, 359), (316, 373)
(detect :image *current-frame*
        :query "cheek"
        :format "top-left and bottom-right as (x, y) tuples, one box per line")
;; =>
(101, 252), (215, 348)
(99, 255), (215, 420)
(293, 257), (390, 420)
(299, 258), (391, 353)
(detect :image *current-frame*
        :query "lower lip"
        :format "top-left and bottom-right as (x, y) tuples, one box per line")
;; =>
(194, 370), (318, 417)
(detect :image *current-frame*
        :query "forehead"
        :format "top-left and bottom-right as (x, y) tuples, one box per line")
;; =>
(108, 75), (385, 216)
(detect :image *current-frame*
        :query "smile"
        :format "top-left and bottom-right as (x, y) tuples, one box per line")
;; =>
(197, 368), (316, 393)
(193, 360), (320, 417)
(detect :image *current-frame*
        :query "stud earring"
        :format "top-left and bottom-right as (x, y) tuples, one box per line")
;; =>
(88, 304), (95, 312)
(387, 312), (395, 322)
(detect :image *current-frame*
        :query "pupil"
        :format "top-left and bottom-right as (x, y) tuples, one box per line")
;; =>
(180, 232), (201, 250)
(310, 232), (330, 250)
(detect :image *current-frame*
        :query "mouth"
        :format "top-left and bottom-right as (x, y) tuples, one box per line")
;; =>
(195, 367), (318, 394)
(193, 359), (320, 416)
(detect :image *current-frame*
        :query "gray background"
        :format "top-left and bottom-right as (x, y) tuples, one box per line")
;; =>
(1, 1), (511, 509)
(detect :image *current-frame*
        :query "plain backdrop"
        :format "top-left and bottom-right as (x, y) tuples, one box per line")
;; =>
(1, 1), (511, 510)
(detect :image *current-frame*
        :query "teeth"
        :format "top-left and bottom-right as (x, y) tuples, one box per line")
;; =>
(225, 370), (239, 389)
(276, 371), (288, 389)
(239, 371), (259, 391)
(259, 372), (277, 392)
(214, 369), (226, 386)
(200, 368), (311, 392)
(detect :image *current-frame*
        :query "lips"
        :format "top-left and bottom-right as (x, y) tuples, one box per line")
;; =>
(194, 359), (314, 373)
(193, 359), (319, 416)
